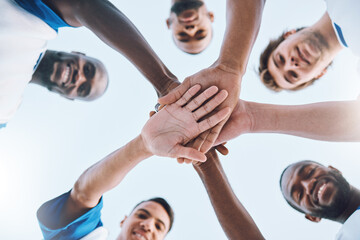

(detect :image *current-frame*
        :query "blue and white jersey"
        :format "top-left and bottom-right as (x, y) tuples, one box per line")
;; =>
(325, 0), (360, 57)
(336, 206), (360, 240)
(0, 0), (71, 126)
(38, 191), (108, 240)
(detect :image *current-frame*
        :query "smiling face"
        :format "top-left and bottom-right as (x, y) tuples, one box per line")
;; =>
(267, 29), (332, 90)
(34, 50), (108, 101)
(118, 201), (171, 240)
(281, 161), (351, 221)
(167, 0), (214, 54)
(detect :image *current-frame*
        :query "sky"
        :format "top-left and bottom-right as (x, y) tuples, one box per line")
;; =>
(1, 0), (360, 239)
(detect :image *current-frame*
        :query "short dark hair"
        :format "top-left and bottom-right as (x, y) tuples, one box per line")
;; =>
(132, 197), (175, 232)
(258, 27), (320, 92)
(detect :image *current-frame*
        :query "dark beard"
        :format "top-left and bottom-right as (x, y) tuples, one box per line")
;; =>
(171, 0), (204, 16)
(34, 50), (60, 90)
(311, 170), (351, 220)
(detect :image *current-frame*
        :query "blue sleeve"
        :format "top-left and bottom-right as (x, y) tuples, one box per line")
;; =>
(0, 123), (6, 129)
(37, 191), (104, 240)
(14, 0), (73, 32)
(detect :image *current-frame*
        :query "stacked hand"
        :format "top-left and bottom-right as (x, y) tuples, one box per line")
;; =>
(158, 64), (241, 163)
(141, 85), (231, 162)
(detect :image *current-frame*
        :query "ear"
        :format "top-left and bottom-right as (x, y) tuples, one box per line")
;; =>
(71, 51), (86, 56)
(305, 214), (321, 222)
(208, 12), (214, 22)
(166, 18), (171, 29)
(120, 215), (127, 227)
(283, 30), (297, 39)
(328, 165), (342, 175)
(315, 68), (327, 79)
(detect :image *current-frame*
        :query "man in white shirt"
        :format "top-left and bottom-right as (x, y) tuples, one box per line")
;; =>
(280, 160), (360, 240)
(258, 0), (360, 92)
(1, 0), (179, 128)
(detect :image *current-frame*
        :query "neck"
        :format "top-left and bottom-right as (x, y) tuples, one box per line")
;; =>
(336, 186), (360, 223)
(310, 12), (343, 58)
(29, 71), (43, 85)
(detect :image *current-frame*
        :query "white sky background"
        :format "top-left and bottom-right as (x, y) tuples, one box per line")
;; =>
(1, 0), (360, 239)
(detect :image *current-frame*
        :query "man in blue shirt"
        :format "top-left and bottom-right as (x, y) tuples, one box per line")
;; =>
(37, 85), (231, 239)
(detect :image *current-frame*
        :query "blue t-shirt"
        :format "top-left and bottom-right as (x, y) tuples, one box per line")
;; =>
(37, 191), (104, 240)
(14, 0), (71, 32)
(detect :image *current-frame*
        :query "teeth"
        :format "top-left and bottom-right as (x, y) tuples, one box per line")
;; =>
(135, 233), (145, 240)
(317, 183), (326, 199)
(63, 66), (70, 85)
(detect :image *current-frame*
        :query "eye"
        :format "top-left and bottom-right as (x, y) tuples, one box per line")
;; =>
(77, 82), (91, 97)
(178, 32), (188, 37)
(290, 71), (298, 78)
(298, 190), (303, 203)
(279, 54), (285, 64)
(155, 223), (161, 230)
(138, 213), (147, 219)
(307, 167), (316, 178)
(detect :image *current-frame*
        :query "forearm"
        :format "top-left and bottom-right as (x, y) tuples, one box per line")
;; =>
(247, 100), (360, 141)
(217, 0), (265, 74)
(194, 156), (264, 240)
(71, 135), (152, 208)
(47, 0), (178, 96)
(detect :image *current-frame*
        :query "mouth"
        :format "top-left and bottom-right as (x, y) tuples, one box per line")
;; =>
(297, 47), (310, 65)
(312, 179), (332, 206)
(133, 231), (148, 240)
(59, 63), (77, 89)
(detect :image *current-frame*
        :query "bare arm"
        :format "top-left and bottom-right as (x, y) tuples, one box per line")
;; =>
(193, 149), (264, 240)
(61, 135), (151, 226)
(217, 0), (265, 74)
(159, 0), (266, 157)
(44, 0), (178, 96)
(216, 99), (360, 144)
(59, 85), (230, 225)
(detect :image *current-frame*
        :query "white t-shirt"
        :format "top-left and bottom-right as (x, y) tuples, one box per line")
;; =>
(325, 0), (360, 57)
(80, 227), (109, 240)
(0, 0), (57, 124)
(336, 208), (360, 240)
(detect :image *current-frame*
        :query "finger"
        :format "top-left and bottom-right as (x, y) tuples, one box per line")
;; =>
(158, 104), (165, 111)
(171, 145), (207, 162)
(175, 84), (201, 107)
(184, 159), (193, 164)
(177, 158), (185, 164)
(193, 90), (228, 121)
(149, 111), (156, 117)
(215, 144), (229, 156)
(181, 132), (208, 163)
(198, 107), (231, 133)
(185, 86), (218, 112)
(158, 80), (192, 105)
(200, 121), (226, 153)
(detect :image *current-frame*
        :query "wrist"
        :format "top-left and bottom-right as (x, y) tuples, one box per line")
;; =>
(158, 78), (180, 97)
(134, 135), (153, 160)
(215, 58), (246, 77)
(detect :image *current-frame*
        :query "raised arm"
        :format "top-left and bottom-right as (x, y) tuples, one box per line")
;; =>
(44, 0), (179, 96)
(216, 99), (360, 144)
(58, 85), (230, 225)
(193, 149), (264, 240)
(159, 0), (266, 156)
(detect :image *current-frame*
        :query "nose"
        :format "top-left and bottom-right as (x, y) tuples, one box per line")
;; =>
(140, 218), (155, 232)
(301, 178), (316, 196)
(283, 56), (299, 72)
(183, 25), (197, 36)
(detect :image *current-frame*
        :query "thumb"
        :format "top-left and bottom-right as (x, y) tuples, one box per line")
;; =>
(170, 145), (207, 162)
(158, 81), (190, 105)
